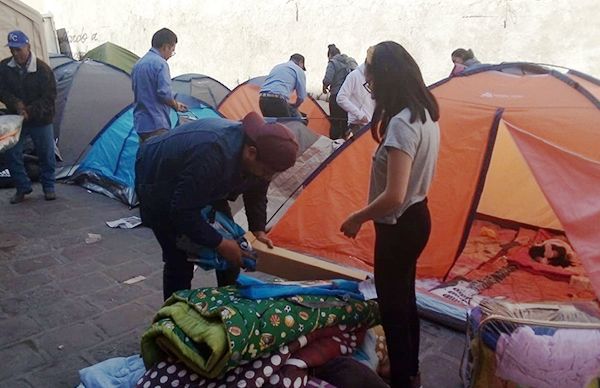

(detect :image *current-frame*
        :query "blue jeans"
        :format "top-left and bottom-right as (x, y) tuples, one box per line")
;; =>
(5, 123), (56, 193)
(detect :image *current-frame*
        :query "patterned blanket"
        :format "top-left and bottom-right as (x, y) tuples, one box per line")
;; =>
(138, 324), (366, 387)
(141, 286), (379, 378)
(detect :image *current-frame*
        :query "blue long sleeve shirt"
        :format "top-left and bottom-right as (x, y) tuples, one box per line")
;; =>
(132, 48), (174, 134)
(260, 61), (307, 107)
(135, 117), (269, 248)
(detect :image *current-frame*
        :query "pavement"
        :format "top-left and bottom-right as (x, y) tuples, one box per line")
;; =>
(0, 183), (466, 388)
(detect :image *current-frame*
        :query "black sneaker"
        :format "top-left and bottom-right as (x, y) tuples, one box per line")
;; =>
(9, 188), (33, 204)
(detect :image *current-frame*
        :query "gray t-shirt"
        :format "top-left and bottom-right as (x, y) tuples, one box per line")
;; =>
(368, 108), (440, 224)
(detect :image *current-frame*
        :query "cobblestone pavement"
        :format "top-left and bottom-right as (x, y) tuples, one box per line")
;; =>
(0, 183), (465, 387)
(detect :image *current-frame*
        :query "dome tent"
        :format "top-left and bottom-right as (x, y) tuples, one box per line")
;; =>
(171, 73), (230, 110)
(51, 58), (133, 177)
(69, 94), (222, 206)
(217, 76), (331, 138)
(82, 42), (140, 74)
(251, 62), (600, 328)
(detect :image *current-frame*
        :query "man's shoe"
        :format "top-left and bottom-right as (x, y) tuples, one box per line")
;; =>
(44, 191), (56, 201)
(9, 189), (33, 204)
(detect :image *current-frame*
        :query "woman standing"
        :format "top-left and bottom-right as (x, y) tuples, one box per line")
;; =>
(340, 41), (440, 388)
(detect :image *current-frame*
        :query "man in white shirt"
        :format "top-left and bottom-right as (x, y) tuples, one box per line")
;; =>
(336, 48), (375, 138)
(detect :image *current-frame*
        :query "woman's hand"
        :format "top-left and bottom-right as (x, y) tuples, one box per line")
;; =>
(340, 212), (364, 239)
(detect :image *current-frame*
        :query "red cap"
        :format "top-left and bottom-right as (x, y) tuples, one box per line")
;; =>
(242, 112), (299, 172)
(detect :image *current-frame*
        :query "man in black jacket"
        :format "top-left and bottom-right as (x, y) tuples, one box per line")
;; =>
(0, 30), (57, 204)
(135, 112), (298, 299)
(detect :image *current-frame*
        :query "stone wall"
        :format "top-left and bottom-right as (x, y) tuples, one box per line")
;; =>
(20, 0), (600, 94)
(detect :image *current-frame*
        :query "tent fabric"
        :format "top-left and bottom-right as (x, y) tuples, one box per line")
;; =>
(52, 58), (134, 177)
(0, 0), (48, 63)
(49, 53), (75, 69)
(218, 76), (331, 137)
(506, 122), (600, 299)
(232, 119), (336, 229)
(171, 73), (230, 110)
(565, 70), (600, 105)
(82, 42), (140, 74)
(476, 120), (561, 230)
(266, 62), (600, 302)
(268, 127), (376, 271)
(70, 95), (222, 206)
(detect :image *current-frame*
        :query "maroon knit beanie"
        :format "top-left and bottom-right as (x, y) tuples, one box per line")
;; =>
(242, 112), (299, 172)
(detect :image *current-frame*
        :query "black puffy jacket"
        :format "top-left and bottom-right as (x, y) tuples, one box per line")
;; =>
(0, 55), (56, 126)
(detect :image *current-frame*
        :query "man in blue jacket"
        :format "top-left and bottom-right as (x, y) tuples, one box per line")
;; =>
(135, 112), (299, 300)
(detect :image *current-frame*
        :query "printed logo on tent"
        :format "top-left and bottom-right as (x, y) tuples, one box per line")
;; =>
(480, 92), (524, 99)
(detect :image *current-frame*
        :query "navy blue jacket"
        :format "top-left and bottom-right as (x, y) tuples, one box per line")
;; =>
(135, 117), (268, 248)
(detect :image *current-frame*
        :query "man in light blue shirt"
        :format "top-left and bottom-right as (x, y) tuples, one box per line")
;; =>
(259, 53), (307, 118)
(132, 28), (187, 142)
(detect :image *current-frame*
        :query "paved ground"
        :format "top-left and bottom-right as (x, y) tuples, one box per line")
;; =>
(0, 183), (466, 388)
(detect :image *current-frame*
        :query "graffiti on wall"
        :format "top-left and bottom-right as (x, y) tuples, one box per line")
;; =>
(68, 31), (99, 44)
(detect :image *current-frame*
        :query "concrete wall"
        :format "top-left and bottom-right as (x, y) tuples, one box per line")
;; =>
(20, 0), (600, 94)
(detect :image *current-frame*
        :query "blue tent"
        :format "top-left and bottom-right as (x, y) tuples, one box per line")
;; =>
(50, 57), (134, 176)
(69, 94), (222, 206)
(171, 73), (230, 110)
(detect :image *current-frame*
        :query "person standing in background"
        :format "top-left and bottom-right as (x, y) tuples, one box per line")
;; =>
(132, 28), (187, 143)
(336, 46), (375, 138)
(322, 44), (357, 139)
(450, 48), (481, 76)
(0, 30), (57, 204)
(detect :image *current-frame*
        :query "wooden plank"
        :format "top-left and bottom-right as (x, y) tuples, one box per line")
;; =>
(247, 233), (370, 281)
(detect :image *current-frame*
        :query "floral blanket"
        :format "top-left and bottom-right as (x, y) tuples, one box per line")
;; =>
(141, 286), (379, 378)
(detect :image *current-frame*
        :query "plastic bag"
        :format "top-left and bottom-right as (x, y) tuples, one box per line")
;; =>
(179, 206), (257, 271)
(0, 115), (24, 153)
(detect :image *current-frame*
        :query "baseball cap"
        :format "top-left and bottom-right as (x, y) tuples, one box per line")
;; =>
(242, 112), (299, 172)
(290, 53), (306, 71)
(6, 30), (29, 48)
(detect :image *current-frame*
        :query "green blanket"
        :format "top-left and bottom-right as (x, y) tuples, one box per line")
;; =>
(141, 285), (379, 378)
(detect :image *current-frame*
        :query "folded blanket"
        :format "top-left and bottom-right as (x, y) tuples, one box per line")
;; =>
(141, 285), (380, 379)
(138, 324), (368, 388)
(142, 302), (230, 379)
(238, 278), (364, 301)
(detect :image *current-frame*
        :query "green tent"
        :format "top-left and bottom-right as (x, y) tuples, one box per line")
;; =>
(83, 42), (139, 74)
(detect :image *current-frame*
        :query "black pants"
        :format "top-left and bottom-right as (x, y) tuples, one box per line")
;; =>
(374, 199), (431, 388)
(328, 94), (348, 139)
(259, 96), (297, 118)
(152, 200), (239, 300)
(347, 123), (363, 138)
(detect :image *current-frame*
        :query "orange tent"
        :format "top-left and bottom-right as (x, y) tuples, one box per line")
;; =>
(218, 76), (331, 137)
(266, 63), (600, 309)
